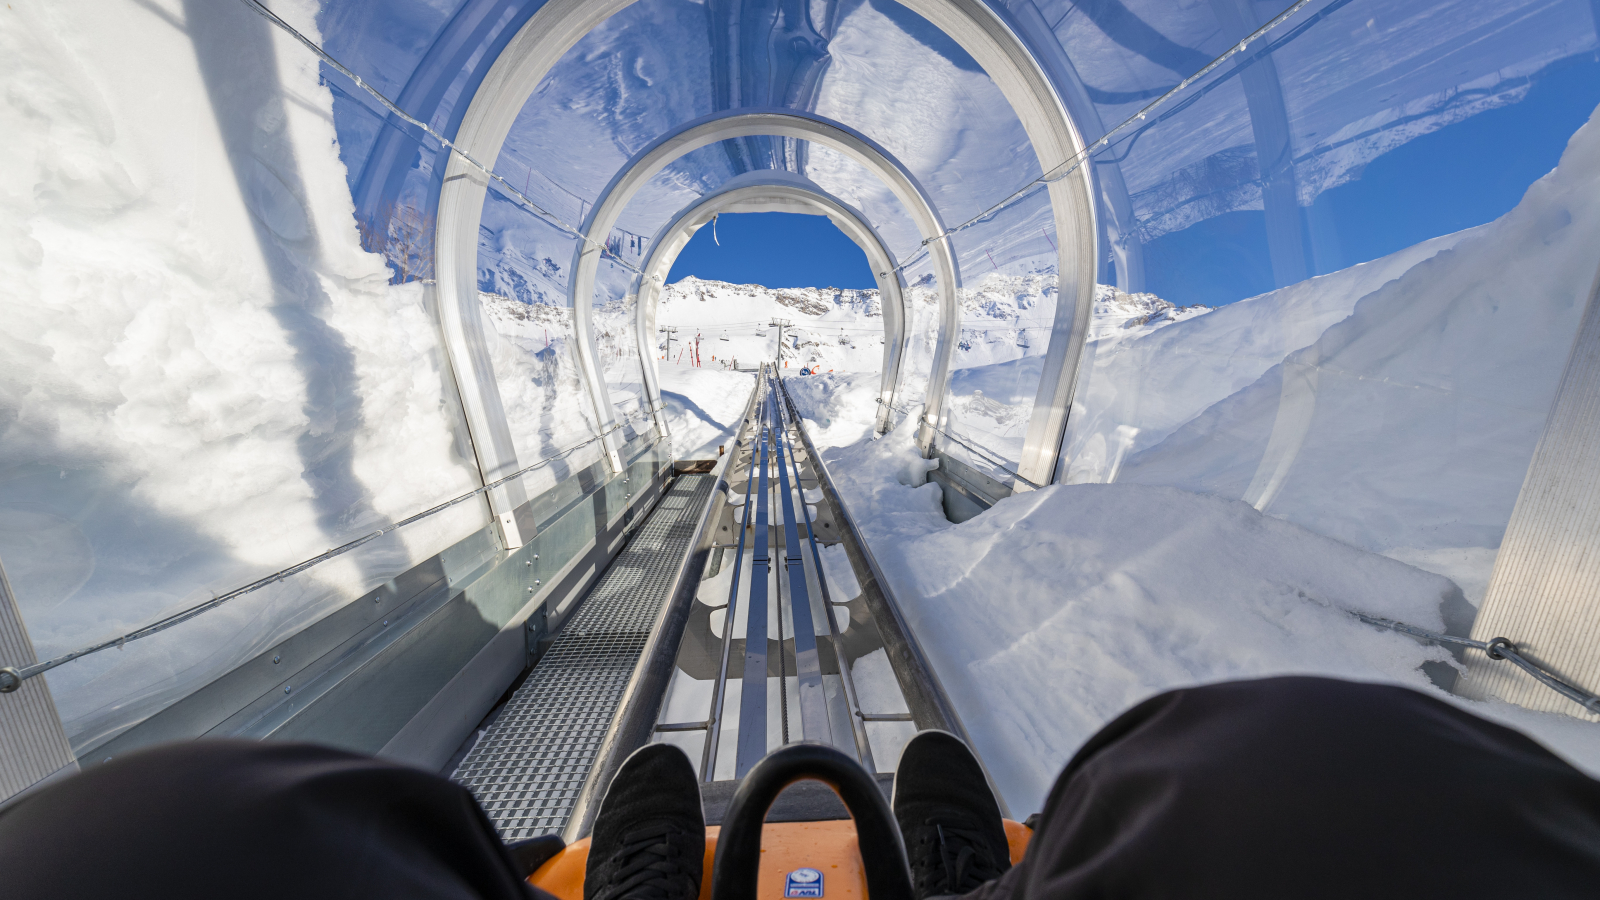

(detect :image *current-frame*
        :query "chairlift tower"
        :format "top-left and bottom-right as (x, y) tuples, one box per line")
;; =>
(769, 318), (792, 365)
(660, 325), (678, 362)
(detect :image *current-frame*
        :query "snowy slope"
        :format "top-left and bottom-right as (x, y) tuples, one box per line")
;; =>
(1061, 227), (1474, 484)
(657, 276), (890, 374)
(1117, 106), (1600, 606)
(790, 410), (1600, 815)
(655, 271), (1066, 378)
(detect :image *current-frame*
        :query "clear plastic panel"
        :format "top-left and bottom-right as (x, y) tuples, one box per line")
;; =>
(434, 0), (1039, 259)
(0, 1), (492, 749)
(893, 253), (943, 418)
(477, 190), (607, 496)
(594, 242), (650, 440)
(318, 0), (474, 204)
(941, 189), (1060, 472)
(809, 0), (1037, 229)
(1054, 0), (1600, 609)
(804, 143), (927, 263)
(3, 275), (489, 752)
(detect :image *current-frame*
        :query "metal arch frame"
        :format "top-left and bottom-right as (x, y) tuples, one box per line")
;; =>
(891, 0), (1099, 488)
(631, 172), (912, 439)
(572, 111), (946, 461)
(433, 0), (1097, 489)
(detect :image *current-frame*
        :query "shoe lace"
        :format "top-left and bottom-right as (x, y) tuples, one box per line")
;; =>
(593, 822), (699, 900)
(923, 821), (1005, 896)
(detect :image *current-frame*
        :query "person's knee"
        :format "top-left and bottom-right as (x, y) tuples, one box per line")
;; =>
(1022, 677), (1600, 897)
(0, 740), (530, 899)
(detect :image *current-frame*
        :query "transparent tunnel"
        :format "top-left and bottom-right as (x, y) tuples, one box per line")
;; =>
(3, 0), (1600, 832)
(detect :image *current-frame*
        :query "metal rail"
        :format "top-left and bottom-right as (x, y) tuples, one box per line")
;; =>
(772, 386), (831, 747)
(735, 375), (775, 777)
(776, 388), (877, 771)
(775, 375), (1009, 814)
(650, 368), (979, 791)
(702, 374), (766, 779)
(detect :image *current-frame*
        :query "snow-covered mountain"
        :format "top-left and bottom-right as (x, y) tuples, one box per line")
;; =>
(654, 272), (1205, 376)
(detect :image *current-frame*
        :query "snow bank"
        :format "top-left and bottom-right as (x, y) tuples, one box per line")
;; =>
(810, 419), (1600, 813)
(0, 1), (485, 747)
(657, 366), (755, 459)
(1117, 103), (1600, 605)
(1062, 230), (1471, 483)
(784, 373), (884, 450)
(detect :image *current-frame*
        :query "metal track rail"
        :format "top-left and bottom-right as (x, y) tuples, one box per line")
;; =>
(453, 368), (999, 840)
(774, 374), (1007, 815)
(647, 368), (984, 800)
(773, 376), (977, 752)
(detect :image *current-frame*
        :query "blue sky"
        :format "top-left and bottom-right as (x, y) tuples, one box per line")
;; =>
(667, 56), (1599, 304)
(666, 212), (876, 289)
(1147, 55), (1600, 307)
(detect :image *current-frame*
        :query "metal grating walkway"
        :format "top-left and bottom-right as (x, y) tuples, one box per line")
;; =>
(452, 474), (715, 839)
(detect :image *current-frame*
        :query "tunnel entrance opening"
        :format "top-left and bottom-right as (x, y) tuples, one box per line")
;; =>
(666, 211), (876, 291)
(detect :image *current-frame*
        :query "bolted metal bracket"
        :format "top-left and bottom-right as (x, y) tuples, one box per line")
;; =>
(524, 605), (549, 663)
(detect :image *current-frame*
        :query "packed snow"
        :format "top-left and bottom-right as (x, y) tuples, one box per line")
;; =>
(657, 366), (756, 460)
(1096, 103), (1600, 609)
(762, 105), (1600, 811)
(0, 0), (487, 748)
(781, 396), (1600, 814)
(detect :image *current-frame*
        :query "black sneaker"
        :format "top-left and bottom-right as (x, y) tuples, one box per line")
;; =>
(585, 743), (706, 900)
(892, 730), (1011, 900)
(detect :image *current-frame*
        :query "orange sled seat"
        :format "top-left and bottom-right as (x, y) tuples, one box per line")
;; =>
(530, 744), (1031, 900)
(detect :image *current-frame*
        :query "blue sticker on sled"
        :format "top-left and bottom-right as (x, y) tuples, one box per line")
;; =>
(785, 868), (824, 898)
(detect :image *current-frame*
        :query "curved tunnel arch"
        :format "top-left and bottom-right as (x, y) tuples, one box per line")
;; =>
(630, 173), (912, 439)
(432, 0), (1101, 544)
(567, 109), (955, 465)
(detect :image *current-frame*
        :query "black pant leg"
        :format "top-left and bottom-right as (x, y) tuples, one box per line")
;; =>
(999, 676), (1600, 900)
(0, 739), (544, 900)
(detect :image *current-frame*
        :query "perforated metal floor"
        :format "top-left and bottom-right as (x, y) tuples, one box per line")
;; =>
(452, 474), (715, 839)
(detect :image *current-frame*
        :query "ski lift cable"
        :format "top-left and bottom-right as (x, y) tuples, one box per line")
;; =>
(236, 0), (643, 276)
(886, 0), (1322, 276)
(0, 417), (651, 691)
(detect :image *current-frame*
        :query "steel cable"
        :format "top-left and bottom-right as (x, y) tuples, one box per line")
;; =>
(0, 421), (646, 691)
(1354, 613), (1600, 716)
(886, 0), (1325, 276)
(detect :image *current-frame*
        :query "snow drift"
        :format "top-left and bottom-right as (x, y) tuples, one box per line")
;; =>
(789, 408), (1600, 815)
(775, 102), (1600, 813)
(1111, 101), (1600, 607)
(0, 0), (486, 749)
